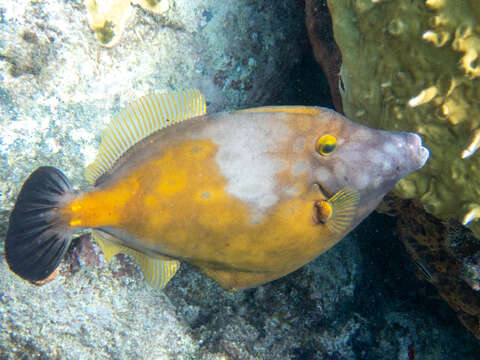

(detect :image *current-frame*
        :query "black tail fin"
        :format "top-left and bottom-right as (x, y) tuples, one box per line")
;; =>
(5, 166), (73, 284)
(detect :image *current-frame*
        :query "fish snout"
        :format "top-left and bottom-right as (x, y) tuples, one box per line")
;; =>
(381, 132), (430, 182)
(405, 132), (430, 169)
(387, 132), (429, 180)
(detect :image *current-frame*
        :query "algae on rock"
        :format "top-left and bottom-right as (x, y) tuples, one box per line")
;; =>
(327, 0), (480, 237)
(85, 0), (169, 47)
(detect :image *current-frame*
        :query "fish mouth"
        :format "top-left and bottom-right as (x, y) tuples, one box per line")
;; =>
(419, 144), (430, 167)
(408, 133), (430, 168)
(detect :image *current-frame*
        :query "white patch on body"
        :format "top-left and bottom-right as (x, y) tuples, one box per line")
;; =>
(334, 162), (346, 179)
(354, 171), (370, 190)
(194, 114), (291, 214)
(314, 167), (332, 183)
(249, 213), (264, 225)
(382, 161), (392, 172)
(352, 127), (372, 141)
(284, 185), (302, 197)
(292, 161), (308, 176)
(383, 142), (398, 156)
(372, 176), (383, 188)
(368, 150), (384, 165)
(294, 138), (305, 152)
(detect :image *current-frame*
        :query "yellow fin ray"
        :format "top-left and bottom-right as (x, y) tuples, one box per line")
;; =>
(92, 230), (125, 262)
(123, 247), (180, 289)
(233, 106), (324, 116)
(85, 89), (207, 184)
(324, 188), (360, 234)
(91, 230), (180, 289)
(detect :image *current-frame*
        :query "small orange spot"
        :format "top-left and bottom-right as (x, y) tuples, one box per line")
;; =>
(70, 220), (82, 227)
(313, 200), (333, 224)
(32, 268), (58, 286)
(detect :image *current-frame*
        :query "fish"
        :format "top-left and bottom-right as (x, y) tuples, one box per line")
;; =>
(4, 89), (430, 290)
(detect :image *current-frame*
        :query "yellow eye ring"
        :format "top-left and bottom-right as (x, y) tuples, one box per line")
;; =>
(316, 135), (337, 156)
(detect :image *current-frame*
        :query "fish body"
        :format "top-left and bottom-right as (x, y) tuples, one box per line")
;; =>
(5, 90), (429, 290)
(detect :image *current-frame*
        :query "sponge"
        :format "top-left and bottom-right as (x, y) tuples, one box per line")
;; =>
(327, 0), (480, 238)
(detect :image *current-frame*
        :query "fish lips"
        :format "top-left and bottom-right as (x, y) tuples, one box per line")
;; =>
(408, 132), (430, 169)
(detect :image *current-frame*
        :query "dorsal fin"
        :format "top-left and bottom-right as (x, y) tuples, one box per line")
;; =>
(233, 106), (324, 116)
(85, 89), (207, 184)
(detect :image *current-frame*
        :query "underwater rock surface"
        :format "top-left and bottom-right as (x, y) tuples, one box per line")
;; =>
(1, 214), (479, 359)
(0, 0), (305, 221)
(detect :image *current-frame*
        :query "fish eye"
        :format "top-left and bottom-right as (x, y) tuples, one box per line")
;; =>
(316, 135), (337, 156)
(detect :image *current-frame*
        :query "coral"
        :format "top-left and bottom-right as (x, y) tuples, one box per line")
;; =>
(85, 0), (133, 47)
(384, 194), (480, 339)
(327, 0), (480, 238)
(85, 0), (169, 46)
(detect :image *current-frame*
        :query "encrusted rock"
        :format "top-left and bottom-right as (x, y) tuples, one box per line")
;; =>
(384, 194), (480, 339)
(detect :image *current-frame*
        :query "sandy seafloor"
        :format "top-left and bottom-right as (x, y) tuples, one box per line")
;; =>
(1, 0), (480, 359)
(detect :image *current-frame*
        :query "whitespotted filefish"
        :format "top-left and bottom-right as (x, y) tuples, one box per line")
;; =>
(5, 89), (429, 290)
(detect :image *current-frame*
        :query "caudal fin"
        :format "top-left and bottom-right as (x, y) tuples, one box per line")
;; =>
(5, 166), (73, 284)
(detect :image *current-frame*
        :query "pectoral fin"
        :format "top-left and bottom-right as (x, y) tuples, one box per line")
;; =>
(92, 230), (180, 289)
(313, 188), (360, 233)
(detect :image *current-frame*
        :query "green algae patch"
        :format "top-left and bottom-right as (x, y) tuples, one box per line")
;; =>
(327, 0), (480, 237)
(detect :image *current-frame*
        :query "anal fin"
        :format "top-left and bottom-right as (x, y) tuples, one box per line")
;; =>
(199, 266), (285, 291)
(92, 230), (180, 288)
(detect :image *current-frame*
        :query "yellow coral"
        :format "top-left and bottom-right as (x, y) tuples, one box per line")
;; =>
(132, 0), (169, 15)
(85, 0), (169, 47)
(327, 0), (480, 238)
